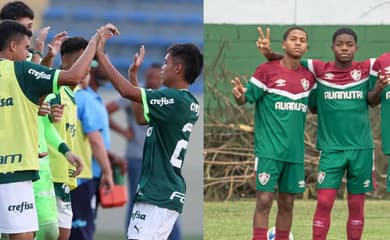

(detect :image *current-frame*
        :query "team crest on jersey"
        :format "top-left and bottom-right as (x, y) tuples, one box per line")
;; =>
(324, 73), (335, 80)
(300, 78), (310, 91)
(258, 172), (270, 185)
(275, 79), (286, 87)
(317, 172), (326, 184)
(350, 69), (361, 81)
(384, 66), (390, 75)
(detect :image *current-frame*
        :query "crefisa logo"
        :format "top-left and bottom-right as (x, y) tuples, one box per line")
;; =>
(8, 201), (34, 213)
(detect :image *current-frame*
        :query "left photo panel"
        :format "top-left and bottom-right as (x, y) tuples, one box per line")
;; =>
(0, 0), (204, 240)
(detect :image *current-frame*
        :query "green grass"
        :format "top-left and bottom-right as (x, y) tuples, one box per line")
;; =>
(95, 233), (201, 240)
(204, 200), (390, 240)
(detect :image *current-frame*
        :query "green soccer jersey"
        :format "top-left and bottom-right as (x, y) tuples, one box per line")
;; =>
(303, 59), (375, 150)
(0, 60), (59, 183)
(136, 88), (200, 213)
(245, 60), (316, 163)
(371, 53), (390, 154)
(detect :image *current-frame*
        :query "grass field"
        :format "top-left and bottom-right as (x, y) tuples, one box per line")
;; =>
(95, 233), (201, 240)
(204, 200), (390, 240)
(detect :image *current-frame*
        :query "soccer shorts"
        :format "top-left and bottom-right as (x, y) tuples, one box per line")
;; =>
(127, 202), (179, 240)
(255, 157), (305, 194)
(33, 169), (57, 226)
(316, 149), (374, 193)
(0, 181), (38, 234)
(54, 183), (73, 229)
(387, 156), (390, 192)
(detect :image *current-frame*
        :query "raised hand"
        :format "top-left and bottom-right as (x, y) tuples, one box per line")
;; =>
(376, 69), (390, 92)
(65, 151), (84, 177)
(96, 23), (120, 52)
(256, 27), (271, 55)
(128, 45), (145, 84)
(231, 77), (246, 98)
(34, 26), (50, 53)
(47, 31), (68, 57)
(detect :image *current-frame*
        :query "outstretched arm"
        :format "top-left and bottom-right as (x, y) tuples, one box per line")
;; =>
(129, 45), (148, 125)
(256, 27), (283, 61)
(95, 27), (142, 103)
(58, 24), (119, 86)
(367, 70), (390, 106)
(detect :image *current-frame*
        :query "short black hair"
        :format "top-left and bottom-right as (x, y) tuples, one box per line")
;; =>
(167, 43), (203, 84)
(0, 20), (31, 51)
(60, 37), (88, 56)
(0, 1), (34, 20)
(283, 26), (308, 41)
(332, 28), (357, 43)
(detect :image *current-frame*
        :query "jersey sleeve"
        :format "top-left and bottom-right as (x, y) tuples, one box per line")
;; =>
(42, 115), (69, 156)
(14, 61), (60, 105)
(368, 58), (378, 91)
(301, 59), (323, 78)
(308, 87), (318, 109)
(140, 88), (178, 123)
(75, 91), (102, 134)
(245, 64), (267, 104)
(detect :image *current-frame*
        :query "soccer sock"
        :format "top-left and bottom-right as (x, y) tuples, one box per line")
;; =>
(253, 227), (267, 240)
(347, 193), (365, 240)
(275, 229), (290, 240)
(312, 189), (337, 240)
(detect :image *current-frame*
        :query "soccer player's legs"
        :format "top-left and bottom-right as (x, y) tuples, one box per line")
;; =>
(313, 150), (347, 240)
(0, 181), (38, 237)
(127, 202), (179, 240)
(316, 150), (348, 189)
(253, 158), (280, 240)
(33, 169), (58, 240)
(34, 223), (59, 240)
(346, 149), (374, 193)
(273, 162), (304, 239)
(70, 178), (99, 240)
(345, 149), (372, 239)
(54, 183), (73, 240)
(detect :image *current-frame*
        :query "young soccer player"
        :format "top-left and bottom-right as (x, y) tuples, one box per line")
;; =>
(70, 49), (125, 240)
(233, 27), (315, 240)
(120, 47), (182, 240)
(95, 28), (202, 239)
(367, 55), (390, 191)
(0, 20), (118, 240)
(258, 27), (376, 240)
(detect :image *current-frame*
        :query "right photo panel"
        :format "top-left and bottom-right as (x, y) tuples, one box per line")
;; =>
(204, 0), (390, 239)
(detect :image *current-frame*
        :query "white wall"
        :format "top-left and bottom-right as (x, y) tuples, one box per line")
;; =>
(205, 0), (390, 25)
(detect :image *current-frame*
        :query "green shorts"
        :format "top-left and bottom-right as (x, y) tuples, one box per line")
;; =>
(53, 183), (71, 202)
(387, 156), (390, 192)
(33, 169), (57, 225)
(317, 149), (374, 194)
(255, 157), (305, 194)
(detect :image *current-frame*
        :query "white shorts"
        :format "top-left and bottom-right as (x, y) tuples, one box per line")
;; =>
(56, 197), (73, 229)
(127, 202), (179, 240)
(0, 181), (38, 234)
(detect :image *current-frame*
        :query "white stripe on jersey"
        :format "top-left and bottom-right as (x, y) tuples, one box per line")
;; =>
(250, 77), (312, 100)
